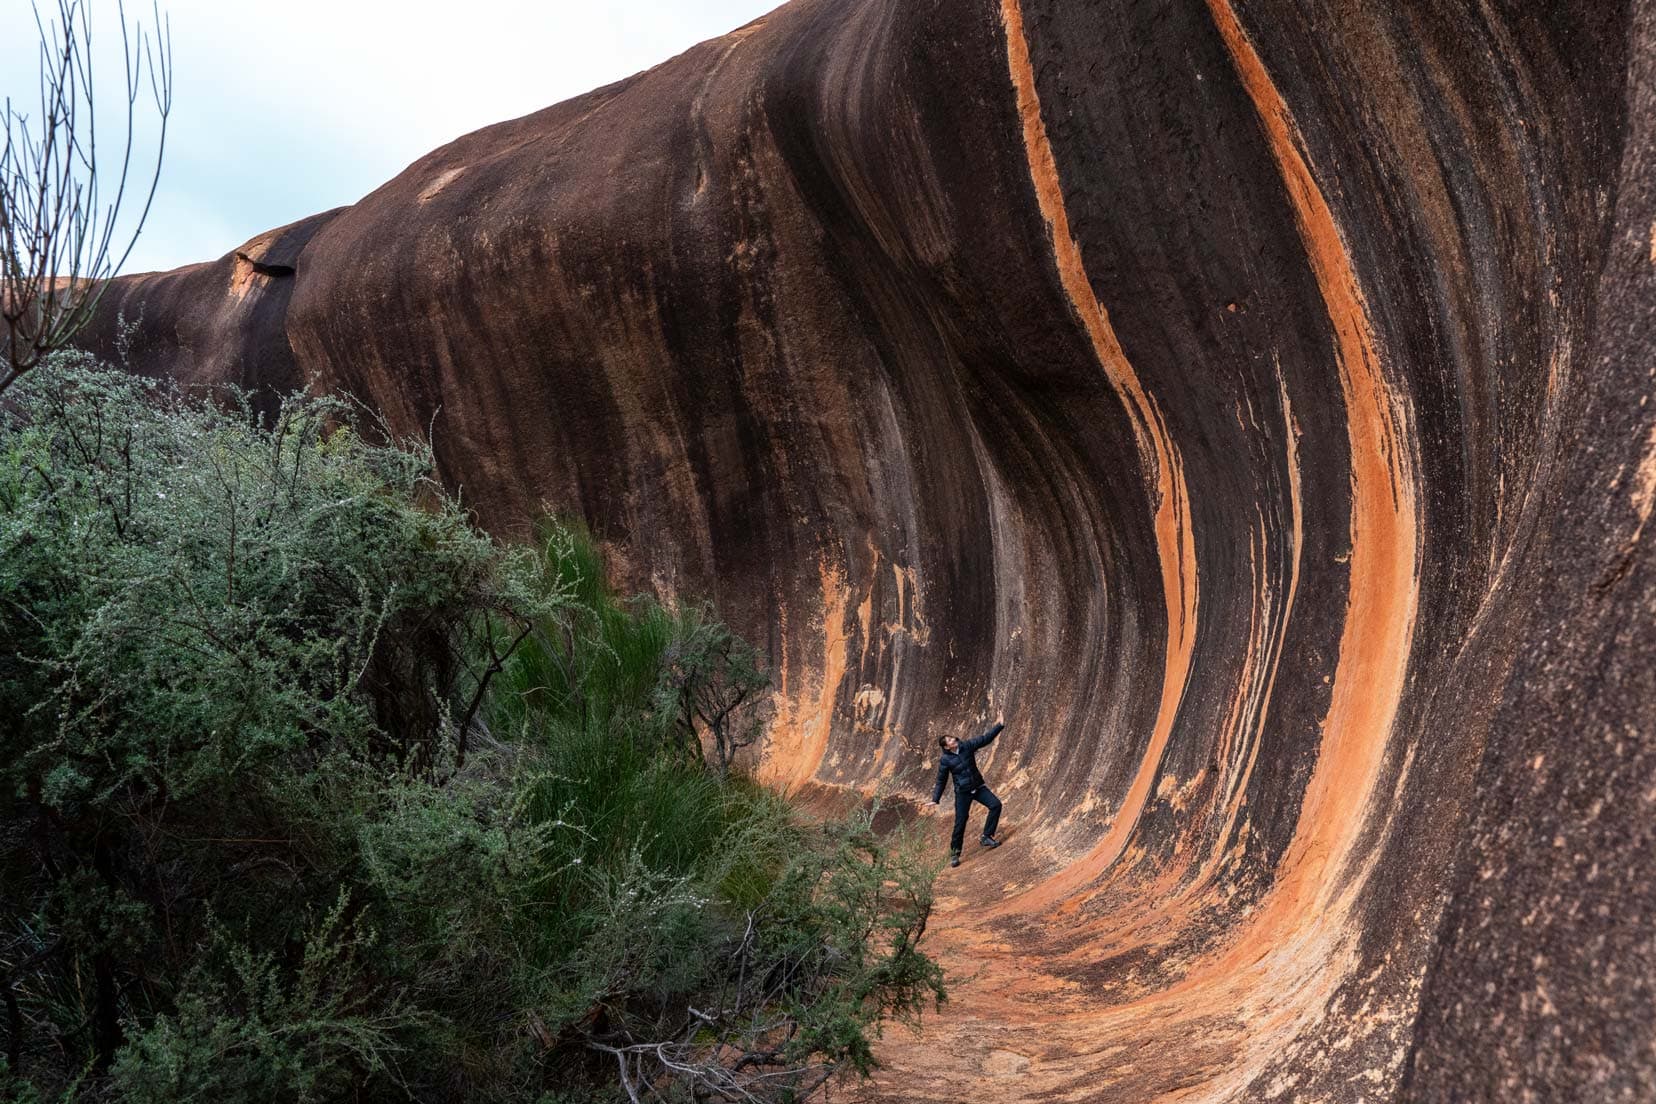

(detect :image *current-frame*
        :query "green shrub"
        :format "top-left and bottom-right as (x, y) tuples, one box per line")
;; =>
(0, 355), (559, 1096)
(110, 893), (412, 1104)
(0, 356), (943, 1103)
(490, 535), (945, 1102)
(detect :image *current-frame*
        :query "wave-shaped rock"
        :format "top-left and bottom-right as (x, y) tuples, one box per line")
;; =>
(76, 0), (1656, 1098)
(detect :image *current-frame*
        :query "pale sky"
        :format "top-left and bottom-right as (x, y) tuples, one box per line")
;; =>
(0, 0), (778, 274)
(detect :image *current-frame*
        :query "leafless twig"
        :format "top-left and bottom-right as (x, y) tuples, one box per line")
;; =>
(0, 0), (173, 393)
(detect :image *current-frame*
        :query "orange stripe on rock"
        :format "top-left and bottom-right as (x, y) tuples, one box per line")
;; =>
(991, 0), (1199, 915)
(1203, 0), (1419, 931)
(759, 558), (852, 794)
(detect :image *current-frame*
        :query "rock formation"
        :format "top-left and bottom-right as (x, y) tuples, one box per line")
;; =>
(76, 0), (1656, 1098)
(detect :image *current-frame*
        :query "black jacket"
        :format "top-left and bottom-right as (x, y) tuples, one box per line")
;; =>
(931, 723), (1004, 802)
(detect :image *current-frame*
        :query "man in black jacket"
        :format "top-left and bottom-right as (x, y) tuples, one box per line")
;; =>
(930, 721), (1005, 867)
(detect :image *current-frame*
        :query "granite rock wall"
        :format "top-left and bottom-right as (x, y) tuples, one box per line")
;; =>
(77, 0), (1656, 1097)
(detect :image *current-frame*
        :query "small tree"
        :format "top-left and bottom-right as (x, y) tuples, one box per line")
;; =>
(656, 607), (773, 776)
(0, 0), (172, 394)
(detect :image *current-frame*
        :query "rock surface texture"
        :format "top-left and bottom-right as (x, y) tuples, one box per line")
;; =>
(77, 0), (1656, 1098)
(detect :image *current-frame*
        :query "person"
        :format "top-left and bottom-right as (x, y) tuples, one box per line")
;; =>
(930, 721), (1005, 867)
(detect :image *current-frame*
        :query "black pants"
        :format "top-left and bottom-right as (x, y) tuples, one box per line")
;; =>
(950, 785), (1002, 854)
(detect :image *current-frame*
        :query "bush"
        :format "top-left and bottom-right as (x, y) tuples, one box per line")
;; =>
(487, 528), (946, 1101)
(109, 893), (411, 1104)
(0, 356), (943, 1103)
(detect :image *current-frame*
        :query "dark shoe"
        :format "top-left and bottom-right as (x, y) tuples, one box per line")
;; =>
(980, 836), (1001, 848)
(949, 853), (961, 867)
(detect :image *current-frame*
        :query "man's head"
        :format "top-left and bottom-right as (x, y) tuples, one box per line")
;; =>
(939, 735), (960, 753)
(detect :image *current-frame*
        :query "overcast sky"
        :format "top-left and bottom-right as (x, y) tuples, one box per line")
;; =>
(0, 0), (777, 274)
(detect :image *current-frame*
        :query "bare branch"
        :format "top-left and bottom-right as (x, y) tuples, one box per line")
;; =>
(0, 0), (172, 394)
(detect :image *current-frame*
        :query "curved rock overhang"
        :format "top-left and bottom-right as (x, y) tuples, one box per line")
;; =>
(74, 0), (1656, 1098)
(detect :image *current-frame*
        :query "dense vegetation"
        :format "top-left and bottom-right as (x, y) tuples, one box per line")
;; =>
(0, 357), (944, 1103)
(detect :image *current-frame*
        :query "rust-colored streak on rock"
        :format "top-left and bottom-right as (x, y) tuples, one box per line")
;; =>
(1206, 0), (1419, 919)
(994, 0), (1199, 909)
(759, 559), (852, 795)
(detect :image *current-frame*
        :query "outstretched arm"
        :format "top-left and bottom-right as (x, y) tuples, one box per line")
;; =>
(964, 722), (1005, 753)
(931, 761), (948, 804)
